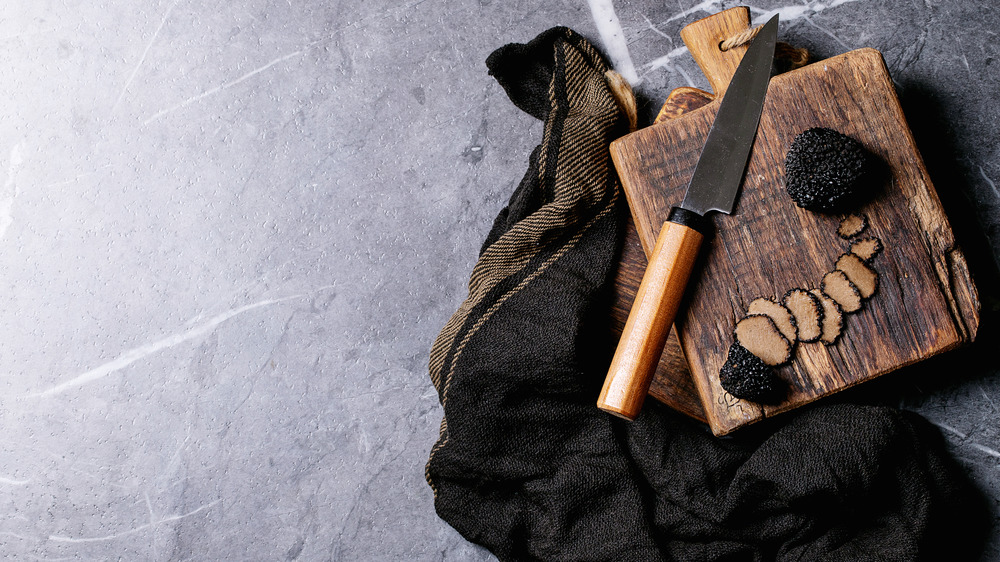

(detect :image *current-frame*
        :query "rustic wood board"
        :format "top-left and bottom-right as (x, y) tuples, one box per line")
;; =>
(608, 9), (979, 435)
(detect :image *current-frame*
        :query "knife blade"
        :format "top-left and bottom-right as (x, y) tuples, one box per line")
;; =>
(598, 15), (779, 420)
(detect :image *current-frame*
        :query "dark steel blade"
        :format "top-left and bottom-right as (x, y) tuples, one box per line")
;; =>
(680, 15), (778, 216)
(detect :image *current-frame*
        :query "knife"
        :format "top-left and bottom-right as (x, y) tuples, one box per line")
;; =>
(598, 15), (779, 420)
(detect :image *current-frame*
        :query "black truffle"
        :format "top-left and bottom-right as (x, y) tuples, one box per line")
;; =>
(821, 270), (862, 312)
(837, 214), (868, 239)
(810, 288), (845, 346)
(836, 252), (879, 299)
(850, 236), (883, 262)
(784, 127), (877, 213)
(781, 288), (824, 343)
(719, 342), (785, 404)
(734, 314), (793, 366)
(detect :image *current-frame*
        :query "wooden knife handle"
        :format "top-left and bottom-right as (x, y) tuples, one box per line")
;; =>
(680, 6), (753, 97)
(598, 210), (706, 420)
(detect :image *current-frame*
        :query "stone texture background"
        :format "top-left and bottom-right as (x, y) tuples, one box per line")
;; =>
(0, 0), (997, 559)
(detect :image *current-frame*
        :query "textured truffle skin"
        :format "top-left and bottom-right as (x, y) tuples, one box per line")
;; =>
(784, 127), (876, 212)
(718, 342), (785, 404)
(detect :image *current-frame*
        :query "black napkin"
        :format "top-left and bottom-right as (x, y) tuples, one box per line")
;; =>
(426, 27), (988, 561)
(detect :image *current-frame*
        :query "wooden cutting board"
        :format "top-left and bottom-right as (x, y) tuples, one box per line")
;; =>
(607, 7), (979, 435)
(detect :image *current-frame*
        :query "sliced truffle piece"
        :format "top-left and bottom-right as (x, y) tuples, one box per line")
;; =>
(734, 314), (793, 366)
(784, 127), (878, 213)
(837, 214), (868, 238)
(719, 342), (785, 404)
(781, 288), (824, 343)
(850, 237), (883, 262)
(747, 297), (798, 343)
(810, 288), (844, 345)
(836, 252), (879, 299)
(822, 270), (862, 312)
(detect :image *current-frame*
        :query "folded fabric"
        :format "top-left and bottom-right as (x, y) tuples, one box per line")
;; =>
(425, 27), (988, 561)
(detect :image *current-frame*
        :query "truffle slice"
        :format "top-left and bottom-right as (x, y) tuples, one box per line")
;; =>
(836, 253), (879, 298)
(781, 289), (824, 343)
(850, 237), (883, 262)
(784, 127), (877, 213)
(734, 314), (793, 366)
(719, 342), (785, 404)
(837, 214), (868, 238)
(822, 270), (862, 312)
(810, 288), (844, 345)
(747, 297), (798, 343)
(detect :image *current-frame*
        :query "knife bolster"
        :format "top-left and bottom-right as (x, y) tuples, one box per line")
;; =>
(668, 206), (712, 236)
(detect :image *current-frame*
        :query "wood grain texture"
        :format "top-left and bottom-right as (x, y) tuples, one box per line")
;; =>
(654, 87), (714, 124)
(609, 16), (979, 435)
(599, 220), (703, 419)
(678, 7), (753, 96)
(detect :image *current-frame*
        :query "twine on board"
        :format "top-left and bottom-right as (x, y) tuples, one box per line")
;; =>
(604, 22), (811, 132)
(720, 23), (810, 70)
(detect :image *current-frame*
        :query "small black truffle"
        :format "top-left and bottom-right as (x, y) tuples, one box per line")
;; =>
(784, 127), (877, 213)
(850, 236), (883, 262)
(837, 214), (868, 239)
(719, 342), (786, 404)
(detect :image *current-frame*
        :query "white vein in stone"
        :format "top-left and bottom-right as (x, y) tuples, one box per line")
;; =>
(930, 419), (967, 439)
(0, 143), (23, 240)
(642, 45), (695, 84)
(801, 15), (852, 51)
(980, 166), (999, 198)
(642, 0), (863, 83)
(750, 0), (863, 24)
(47, 500), (220, 543)
(651, 0), (864, 44)
(143, 50), (304, 124)
(980, 384), (998, 413)
(0, 475), (30, 486)
(957, 38), (972, 76)
(112, 0), (181, 114)
(640, 13), (672, 40)
(661, 0), (724, 24)
(969, 442), (1000, 460)
(652, 0), (864, 25)
(587, 0), (639, 84)
(930, 419), (1000, 460)
(30, 295), (303, 398)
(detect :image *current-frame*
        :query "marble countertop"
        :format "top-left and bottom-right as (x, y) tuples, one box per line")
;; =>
(2, 0), (997, 559)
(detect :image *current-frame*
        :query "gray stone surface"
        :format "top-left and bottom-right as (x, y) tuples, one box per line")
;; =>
(0, 0), (996, 559)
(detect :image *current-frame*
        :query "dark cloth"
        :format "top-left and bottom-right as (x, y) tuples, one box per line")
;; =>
(425, 27), (988, 561)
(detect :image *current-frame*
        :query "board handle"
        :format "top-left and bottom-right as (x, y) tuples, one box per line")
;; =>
(679, 6), (753, 97)
(598, 210), (705, 420)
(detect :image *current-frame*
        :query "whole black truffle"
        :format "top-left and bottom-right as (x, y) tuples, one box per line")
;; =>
(719, 342), (785, 404)
(784, 127), (877, 213)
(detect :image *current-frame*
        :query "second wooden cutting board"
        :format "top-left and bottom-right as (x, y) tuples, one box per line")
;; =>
(608, 7), (978, 435)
